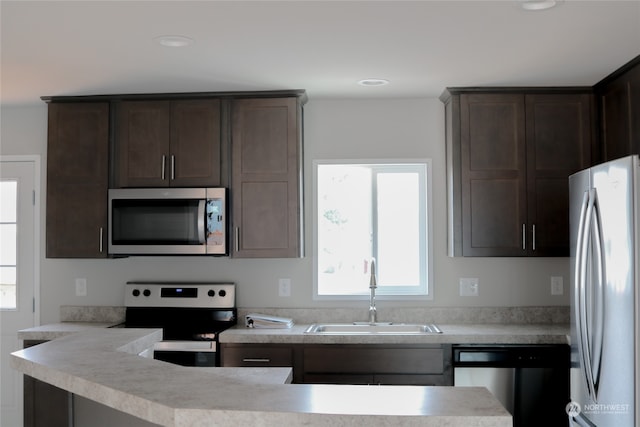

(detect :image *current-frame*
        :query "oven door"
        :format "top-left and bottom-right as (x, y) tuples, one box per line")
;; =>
(153, 341), (218, 367)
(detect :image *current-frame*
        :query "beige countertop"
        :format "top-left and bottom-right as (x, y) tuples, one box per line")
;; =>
(17, 321), (570, 345)
(18, 322), (122, 341)
(220, 323), (570, 345)
(12, 326), (511, 427)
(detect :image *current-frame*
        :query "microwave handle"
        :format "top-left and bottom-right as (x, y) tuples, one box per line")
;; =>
(198, 200), (206, 244)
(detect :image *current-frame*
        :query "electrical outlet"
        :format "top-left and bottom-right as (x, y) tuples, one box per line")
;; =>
(75, 278), (87, 296)
(459, 278), (479, 297)
(278, 278), (291, 297)
(551, 276), (564, 295)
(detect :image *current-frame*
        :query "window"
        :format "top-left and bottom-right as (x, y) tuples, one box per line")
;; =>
(0, 180), (17, 309)
(314, 160), (433, 299)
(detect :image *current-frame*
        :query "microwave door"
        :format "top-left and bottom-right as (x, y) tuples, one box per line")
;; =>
(108, 188), (211, 255)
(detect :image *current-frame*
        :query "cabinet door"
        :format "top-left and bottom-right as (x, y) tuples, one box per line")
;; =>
(170, 99), (222, 187)
(460, 94), (527, 256)
(525, 94), (593, 256)
(302, 345), (451, 385)
(116, 99), (223, 188)
(23, 376), (71, 427)
(115, 101), (171, 187)
(231, 97), (302, 258)
(46, 102), (109, 258)
(599, 62), (640, 161)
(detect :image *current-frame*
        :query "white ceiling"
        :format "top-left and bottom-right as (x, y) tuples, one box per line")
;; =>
(1, 1), (639, 106)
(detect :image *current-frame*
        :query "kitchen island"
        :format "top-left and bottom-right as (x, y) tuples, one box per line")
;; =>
(12, 327), (511, 427)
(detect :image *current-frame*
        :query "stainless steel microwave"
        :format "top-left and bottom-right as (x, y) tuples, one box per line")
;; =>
(108, 188), (227, 255)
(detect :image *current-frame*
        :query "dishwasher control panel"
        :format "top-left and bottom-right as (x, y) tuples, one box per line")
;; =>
(452, 344), (569, 367)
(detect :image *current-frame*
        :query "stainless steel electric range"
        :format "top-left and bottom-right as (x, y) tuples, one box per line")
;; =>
(124, 282), (237, 367)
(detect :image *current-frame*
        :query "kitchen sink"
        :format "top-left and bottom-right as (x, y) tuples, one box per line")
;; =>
(304, 323), (442, 335)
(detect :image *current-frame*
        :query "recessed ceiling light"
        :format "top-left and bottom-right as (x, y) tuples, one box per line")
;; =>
(520, 0), (560, 11)
(358, 78), (390, 87)
(154, 35), (194, 48)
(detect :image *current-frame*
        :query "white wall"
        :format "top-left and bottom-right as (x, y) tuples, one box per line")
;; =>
(0, 98), (570, 324)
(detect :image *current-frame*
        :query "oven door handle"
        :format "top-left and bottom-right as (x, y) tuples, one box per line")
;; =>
(154, 341), (216, 352)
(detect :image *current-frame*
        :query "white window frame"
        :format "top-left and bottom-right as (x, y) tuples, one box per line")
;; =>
(313, 159), (434, 301)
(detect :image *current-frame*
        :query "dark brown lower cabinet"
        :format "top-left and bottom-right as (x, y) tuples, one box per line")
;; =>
(220, 343), (453, 386)
(23, 341), (71, 427)
(302, 344), (453, 385)
(23, 378), (71, 427)
(221, 343), (301, 382)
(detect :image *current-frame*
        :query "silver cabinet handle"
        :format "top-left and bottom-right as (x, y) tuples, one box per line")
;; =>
(171, 155), (175, 180)
(522, 224), (526, 250)
(235, 227), (240, 252)
(99, 227), (104, 253)
(242, 358), (271, 363)
(532, 224), (536, 251)
(161, 155), (166, 180)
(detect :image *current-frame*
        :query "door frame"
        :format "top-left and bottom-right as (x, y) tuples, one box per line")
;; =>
(0, 154), (41, 326)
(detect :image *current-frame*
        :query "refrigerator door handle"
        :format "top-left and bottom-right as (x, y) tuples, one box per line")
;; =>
(576, 188), (605, 402)
(574, 190), (589, 396)
(589, 189), (605, 398)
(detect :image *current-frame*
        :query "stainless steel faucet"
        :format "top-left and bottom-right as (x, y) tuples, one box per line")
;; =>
(369, 258), (377, 324)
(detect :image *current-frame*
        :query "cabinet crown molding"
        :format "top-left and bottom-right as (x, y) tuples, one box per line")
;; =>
(41, 89), (308, 104)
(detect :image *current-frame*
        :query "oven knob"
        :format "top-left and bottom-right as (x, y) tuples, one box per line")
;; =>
(132, 289), (140, 297)
(208, 290), (215, 297)
(219, 289), (227, 297)
(143, 289), (151, 297)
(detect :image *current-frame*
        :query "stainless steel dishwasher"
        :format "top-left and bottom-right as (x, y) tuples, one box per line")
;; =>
(453, 344), (570, 427)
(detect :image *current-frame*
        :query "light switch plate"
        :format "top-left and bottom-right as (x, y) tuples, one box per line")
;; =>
(551, 276), (564, 295)
(459, 278), (479, 297)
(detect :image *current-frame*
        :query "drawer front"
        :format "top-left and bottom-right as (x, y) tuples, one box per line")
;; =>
(222, 345), (293, 367)
(303, 346), (444, 374)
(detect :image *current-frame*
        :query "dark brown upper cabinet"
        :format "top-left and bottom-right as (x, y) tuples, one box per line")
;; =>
(231, 97), (304, 258)
(46, 102), (109, 258)
(43, 90), (310, 259)
(442, 89), (594, 257)
(114, 99), (222, 188)
(595, 55), (640, 162)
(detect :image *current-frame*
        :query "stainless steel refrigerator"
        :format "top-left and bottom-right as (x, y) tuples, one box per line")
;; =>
(569, 155), (640, 426)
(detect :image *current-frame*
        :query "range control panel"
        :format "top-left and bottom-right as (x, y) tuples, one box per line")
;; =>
(124, 282), (235, 309)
